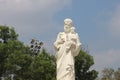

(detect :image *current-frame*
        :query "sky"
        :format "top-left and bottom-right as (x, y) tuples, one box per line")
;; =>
(0, 0), (120, 75)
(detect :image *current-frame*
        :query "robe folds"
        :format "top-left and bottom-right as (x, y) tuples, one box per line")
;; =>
(54, 32), (81, 80)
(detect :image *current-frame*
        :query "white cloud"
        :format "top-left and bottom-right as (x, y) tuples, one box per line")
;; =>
(0, 0), (71, 12)
(109, 5), (120, 37)
(92, 49), (120, 75)
(0, 0), (32, 12)
(0, 0), (72, 45)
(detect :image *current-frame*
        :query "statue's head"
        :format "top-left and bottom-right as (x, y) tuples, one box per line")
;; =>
(64, 18), (72, 33)
(71, 27), (76, 33)
(64, 18), (72, 26)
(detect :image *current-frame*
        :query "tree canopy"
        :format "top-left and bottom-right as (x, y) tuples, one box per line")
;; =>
(75, 49), (98, 80)
(98, 68), (120, 80)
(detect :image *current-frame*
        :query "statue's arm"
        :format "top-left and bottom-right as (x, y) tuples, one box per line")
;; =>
(73, 34), (82, 57)
(76, 34), (82, 47)
(54, 32), (64, 51)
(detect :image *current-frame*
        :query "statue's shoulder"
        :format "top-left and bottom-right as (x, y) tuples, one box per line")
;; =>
(58, 32), (65, 35)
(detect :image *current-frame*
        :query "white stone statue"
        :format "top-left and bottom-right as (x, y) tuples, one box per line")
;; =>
(54, 18), (82, 80)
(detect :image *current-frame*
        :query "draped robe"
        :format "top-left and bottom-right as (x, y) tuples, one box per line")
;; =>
(54, 32), (81, 80)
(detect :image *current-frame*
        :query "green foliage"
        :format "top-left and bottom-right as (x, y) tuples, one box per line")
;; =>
(0, 25), (19, 77)
(99, 67), (120, 80)
(0, 25), (32, 80)
(0, 25), (56, 80)
(75, 49), (98, 80)
(102, 68), (114, 80)
(30, 49), (56, 80)
(0, 41), (33, 79)
(0, 25), (18, 43)
(114, 68), (120, 80)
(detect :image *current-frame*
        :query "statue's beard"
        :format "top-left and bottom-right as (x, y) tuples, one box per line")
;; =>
(64, 28), (70, 33)
(64, 30), (70, 33)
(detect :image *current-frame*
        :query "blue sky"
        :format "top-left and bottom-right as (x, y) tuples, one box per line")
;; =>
(0, 0), (120, 75)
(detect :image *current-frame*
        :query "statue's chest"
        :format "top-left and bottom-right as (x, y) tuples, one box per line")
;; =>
(60, 34), (71, 41)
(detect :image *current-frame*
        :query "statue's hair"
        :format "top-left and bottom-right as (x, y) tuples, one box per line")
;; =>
(64, 18), (72, 24)
(71, 27), (75, 30)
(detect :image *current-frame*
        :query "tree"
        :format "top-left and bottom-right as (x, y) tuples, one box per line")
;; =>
(0, 25), (18, 77)
(0, 25), (18, 43)
(20, 45), (56, 80)
(0, 25), (33, 80)
(4, 41), (33, 80)
(101, 68), (114, 80)
(30, 49), (56, 80)
(0, 25), (56, 80)
(100, 67), (120, 80)
(114, 68), (120, 80)
(75, 49), (98, 80)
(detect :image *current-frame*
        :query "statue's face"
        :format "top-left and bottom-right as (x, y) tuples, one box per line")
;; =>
(71, 27), (75, 33)
(64, 20), (72, 33)
(64, 25), (71, 33)
(64, 21), (72, 26)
